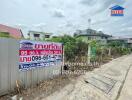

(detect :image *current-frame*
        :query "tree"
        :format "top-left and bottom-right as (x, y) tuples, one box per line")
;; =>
(46, 36), (61, 42)
(108, 41), (122, 47)
(48, 35), (89, 61)
(107, 41), (131, 56)
(47, 35), (76, 61)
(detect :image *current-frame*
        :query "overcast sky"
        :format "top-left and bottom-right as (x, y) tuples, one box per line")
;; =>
(0, 0), (132, 37)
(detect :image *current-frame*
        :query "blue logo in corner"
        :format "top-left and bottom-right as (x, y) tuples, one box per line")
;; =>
(110, 5), (125, 16)
(20, 42), (34, 49)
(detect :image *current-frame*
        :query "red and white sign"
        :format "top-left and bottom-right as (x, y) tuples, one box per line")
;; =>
(19, 40), (63, 70)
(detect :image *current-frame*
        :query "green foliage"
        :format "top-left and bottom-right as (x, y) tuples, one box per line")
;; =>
(48, 35), (131, 62)
(61, 35), (81, 61)
(0, 32), (10, 38)
(108, 41), (122, 47)
(89, 40), (98, 47)
(48, 35), (88, 61)
(75, 39), (88, 55)
(89, 40), (101, 59)
(107, 41), (131, 56)
(46, 37), (62, 42)
(61, 35), (76, 45)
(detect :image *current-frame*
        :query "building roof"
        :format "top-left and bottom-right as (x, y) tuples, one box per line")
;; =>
(108, 36), (131, 40)
(0, 24), (23, 39)
(108, 37), (132, 43)
(74, 28), (111, 38)
(110, 5), (124, 10)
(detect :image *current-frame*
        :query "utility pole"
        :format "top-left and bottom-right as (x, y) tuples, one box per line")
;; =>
(87, 18), (92, 64)
(87, 44), (91, 64)
(88, 18), (91, 29)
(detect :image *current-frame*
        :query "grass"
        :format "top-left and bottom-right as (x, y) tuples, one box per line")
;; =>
(0, 32), (10, 38)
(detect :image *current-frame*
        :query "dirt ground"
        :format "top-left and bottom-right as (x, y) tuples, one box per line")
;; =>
(0, 74), (79, 100)
(0, 57), (112, 100)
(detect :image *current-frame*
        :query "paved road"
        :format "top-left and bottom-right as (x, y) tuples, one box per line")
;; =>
(118, 63), (132, 100)
(41, 55), (132, 100)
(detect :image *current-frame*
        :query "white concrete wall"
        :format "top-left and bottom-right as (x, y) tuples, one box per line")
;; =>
(29, 33), (35, 40)
(29, 32), (44, 41)
(40, 34), (44, 40)
(0, 38), (62, 96)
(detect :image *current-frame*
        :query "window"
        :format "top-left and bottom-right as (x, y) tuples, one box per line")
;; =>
(34, 34), (40, 37)
(45, 35), (50, 38)
(34, 34), (40, 40)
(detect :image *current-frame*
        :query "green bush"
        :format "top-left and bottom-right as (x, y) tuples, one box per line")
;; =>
(0, 32), (10, 38)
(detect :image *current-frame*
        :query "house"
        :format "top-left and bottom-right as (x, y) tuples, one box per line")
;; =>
(127, 38), (132, 47)
(28, 31), (52, 41)
(0, 24), (23, 39)
(108, 37), (132, 48)
(110, 5), (124, 16)
(74, 28), (112, 45)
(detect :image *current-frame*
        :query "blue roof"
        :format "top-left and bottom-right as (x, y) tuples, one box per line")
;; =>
(110, 5), (124, 10)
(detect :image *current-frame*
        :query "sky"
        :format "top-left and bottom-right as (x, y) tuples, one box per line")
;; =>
(0, 0), (132, 38)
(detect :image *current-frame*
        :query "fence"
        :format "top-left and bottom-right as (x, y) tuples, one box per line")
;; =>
(0, 38), (62, 96)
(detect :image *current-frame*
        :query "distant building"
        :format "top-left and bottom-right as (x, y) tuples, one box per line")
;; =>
(127, 38), (132, 47)
(108, 37), (132, 48)
(28, 31), (52, 41)
(74, 28), (112, 45)
(0, 24), (23, 39)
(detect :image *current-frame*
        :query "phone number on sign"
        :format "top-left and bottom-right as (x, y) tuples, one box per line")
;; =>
(20, 55), (49, 63)
(20, 55), (62, 63)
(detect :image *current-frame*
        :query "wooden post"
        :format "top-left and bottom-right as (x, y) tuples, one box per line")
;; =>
(61, 44), (64, 75)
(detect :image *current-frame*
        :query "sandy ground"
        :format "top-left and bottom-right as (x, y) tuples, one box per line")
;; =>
(0, 74), (79, 100)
